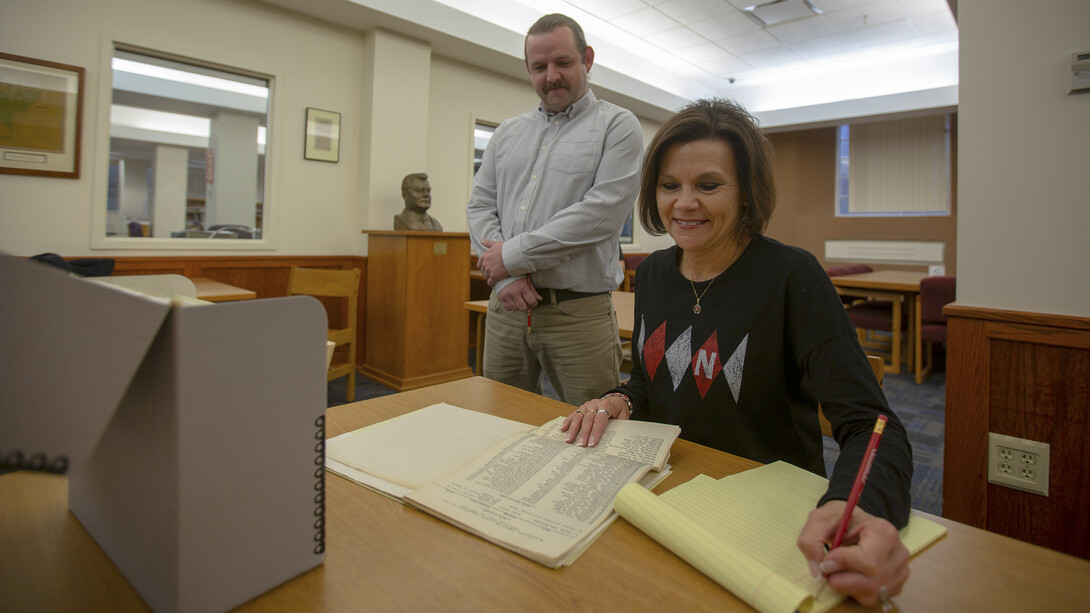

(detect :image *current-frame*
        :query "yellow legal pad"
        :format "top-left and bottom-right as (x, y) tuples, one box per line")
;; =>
(614, 461), (947, 613)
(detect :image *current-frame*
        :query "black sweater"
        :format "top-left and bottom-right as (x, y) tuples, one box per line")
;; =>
(610, 236), (912, 527)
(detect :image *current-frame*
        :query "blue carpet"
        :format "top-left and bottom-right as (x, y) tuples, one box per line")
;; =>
(328, 349), (946, 516)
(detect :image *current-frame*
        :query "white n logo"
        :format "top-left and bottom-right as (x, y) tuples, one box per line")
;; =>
(694, 349), (718, 378)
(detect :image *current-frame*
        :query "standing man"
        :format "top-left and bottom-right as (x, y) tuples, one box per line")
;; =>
(466, 13), (643, 405)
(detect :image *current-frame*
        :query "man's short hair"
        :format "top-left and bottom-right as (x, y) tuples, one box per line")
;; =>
(401, 172), (428, 197)
(525, 13), (587, 61)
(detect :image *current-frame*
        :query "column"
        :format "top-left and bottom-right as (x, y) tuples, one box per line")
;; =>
(358, 29), (431, 247)
(151, 144), (188, 237)
(207, 111), (259, 228)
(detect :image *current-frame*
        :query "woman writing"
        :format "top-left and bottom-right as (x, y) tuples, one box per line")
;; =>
(562, 98), (913, 608)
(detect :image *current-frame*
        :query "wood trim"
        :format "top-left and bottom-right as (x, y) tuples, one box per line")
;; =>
(945, 303), (1090, 332)
(944, 304), (1090, 560)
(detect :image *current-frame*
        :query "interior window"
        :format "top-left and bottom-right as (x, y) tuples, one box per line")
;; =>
(835, 114), (951, 218)
(106, 49), (269, 239)
(473, 121), (495, 175)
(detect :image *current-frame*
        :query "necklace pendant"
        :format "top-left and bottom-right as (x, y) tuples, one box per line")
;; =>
(693, 304), (701, 315)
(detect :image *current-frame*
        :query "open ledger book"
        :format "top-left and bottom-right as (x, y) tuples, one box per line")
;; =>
(326, 403), (681, 568)
(614, 461), (948, 613)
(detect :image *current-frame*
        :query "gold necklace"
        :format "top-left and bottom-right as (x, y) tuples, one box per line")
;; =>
(685, 236), (749, 315)
(688, 275), (715, 315)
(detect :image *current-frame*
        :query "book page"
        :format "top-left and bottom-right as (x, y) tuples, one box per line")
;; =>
(532, 417), (680, 472)
(326, 403), (534, 493)
(404, 431), (654, 567)
(615, 462), (948, 613)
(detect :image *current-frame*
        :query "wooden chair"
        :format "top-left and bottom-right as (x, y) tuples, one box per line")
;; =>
(915, 275), (955, 383)
(819, 355), (885, 438)
(287, 266), (361, 402)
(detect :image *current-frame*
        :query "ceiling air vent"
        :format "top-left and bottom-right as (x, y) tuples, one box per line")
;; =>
(742, 0), (823, 27)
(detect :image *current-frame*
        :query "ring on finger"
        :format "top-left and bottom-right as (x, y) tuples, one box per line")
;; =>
(575, 408), (586, 415)
(596, 408), (610, 418)
(878, 586), (893, 612)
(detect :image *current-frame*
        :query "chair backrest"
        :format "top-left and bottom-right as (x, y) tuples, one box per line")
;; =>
(825, 264), (873, 277)
(919, 275), (956, 325)
(623, 253), (648, 292)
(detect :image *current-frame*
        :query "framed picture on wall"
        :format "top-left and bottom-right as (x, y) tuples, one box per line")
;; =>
(304, 107), (340, 163)
(0, 52), (85, 178)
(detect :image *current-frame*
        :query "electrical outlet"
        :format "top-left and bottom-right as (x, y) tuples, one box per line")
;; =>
(988, 433), (1050, 496)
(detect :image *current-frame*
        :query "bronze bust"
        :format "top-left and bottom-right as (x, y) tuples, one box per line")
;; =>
(394, 172), (443, 231)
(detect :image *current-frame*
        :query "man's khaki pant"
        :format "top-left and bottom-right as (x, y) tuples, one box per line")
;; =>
(483, 292), (621, 406)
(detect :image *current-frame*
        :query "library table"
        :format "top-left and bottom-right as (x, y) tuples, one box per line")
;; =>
(2, 377), (1089, 612)
(191, 277), (257, 302)
(830, 270), (928, 374)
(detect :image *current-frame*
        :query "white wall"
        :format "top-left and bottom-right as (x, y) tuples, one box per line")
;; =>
(957, 0), (1090, 317)
(0, 0), (365, 256)
(0, 0), (670, 258)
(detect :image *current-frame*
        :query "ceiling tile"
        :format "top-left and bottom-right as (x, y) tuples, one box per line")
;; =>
(654, 0), (732, 25)
(895, 0), (952, 17)
(824, 0), (904, 30)
(909, 9), (958, 36)
(610, 6), (682, 36)
(787, 32), (860, 57)
(645, 26), (705, 51)
(687, 11), (761, 40)
(739, 45), (806, 70)
(847, 18), (917, 47)
(570, 0), (649, 20)
(766, 15), (840, 43)
(715, 28), (781, 55)
(673, 41), (734, 63)
(697, 54), (755, 78)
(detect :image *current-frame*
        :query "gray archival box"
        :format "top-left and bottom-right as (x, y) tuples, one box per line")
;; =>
(0, 254), (328, 612)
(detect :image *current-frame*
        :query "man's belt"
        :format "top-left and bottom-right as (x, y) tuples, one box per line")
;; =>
(538, 288), (609, 303)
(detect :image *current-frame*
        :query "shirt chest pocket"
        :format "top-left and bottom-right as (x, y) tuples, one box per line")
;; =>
(546, 139), (599, 175)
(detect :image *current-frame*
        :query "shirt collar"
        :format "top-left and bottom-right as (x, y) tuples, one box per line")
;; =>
(537, 89), (596, 122)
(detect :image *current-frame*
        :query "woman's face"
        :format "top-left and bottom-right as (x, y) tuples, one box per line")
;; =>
(655, 138), (745, 264)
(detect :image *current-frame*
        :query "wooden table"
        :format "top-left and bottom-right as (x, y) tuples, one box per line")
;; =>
(3, 376), (1089, 612)
(829, 271), (927, 374)
(465, 290), (635, 375)
(191, 277), (257, 302)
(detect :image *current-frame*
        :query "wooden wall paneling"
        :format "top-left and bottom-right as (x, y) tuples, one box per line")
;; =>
(78, 255), (366, 368)
(942, 311), (990, 526)
(945, 304), (1090, 560)
(986, 338), (1090, 559)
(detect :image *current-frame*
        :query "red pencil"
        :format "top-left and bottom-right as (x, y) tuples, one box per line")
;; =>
(832, 414), (888, 549)
(815, 414), (888, 599)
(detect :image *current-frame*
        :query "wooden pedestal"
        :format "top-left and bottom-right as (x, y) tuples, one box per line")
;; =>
(360, 230), (474, 391)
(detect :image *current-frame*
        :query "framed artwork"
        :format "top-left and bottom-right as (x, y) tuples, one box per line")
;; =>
(0, 52), (85, 178)
(304, 107), (340, 163)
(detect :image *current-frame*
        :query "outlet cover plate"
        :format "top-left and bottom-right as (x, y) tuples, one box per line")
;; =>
(988, 432), (1049, 496)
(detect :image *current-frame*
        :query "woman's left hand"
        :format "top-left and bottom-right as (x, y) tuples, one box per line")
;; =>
(797, 501), (910, 608)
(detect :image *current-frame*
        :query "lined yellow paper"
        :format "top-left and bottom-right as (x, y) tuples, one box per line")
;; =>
(615, 462), (947, 613)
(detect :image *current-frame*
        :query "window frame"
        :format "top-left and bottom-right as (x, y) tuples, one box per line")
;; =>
(90, 38), (278, 250)
(834, 114), (952, 218)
